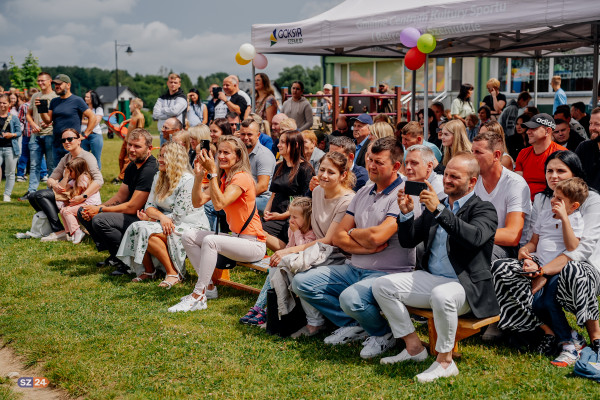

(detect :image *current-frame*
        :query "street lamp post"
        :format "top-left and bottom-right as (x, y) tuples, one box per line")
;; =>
(114, 40), (133, 110)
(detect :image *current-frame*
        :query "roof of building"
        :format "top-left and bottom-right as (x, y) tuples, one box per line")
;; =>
(95, 86), (136, 104)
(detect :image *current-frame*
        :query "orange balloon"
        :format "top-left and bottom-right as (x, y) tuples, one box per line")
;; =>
(235, 52), (251, 65)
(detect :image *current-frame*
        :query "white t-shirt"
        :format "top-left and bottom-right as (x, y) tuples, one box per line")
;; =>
(533, 206), (584, 266)
(81, 106), (104, 135)
(475, 167), (532, 245)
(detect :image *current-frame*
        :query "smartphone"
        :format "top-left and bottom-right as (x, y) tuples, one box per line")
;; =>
(37, 99), (49, 113)
(200, 139), (211, 153)
(404, 181), (429, 196)
(212, 87), (223, 98)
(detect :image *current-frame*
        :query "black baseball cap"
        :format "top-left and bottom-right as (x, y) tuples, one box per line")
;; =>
(522, 113), (556, 130)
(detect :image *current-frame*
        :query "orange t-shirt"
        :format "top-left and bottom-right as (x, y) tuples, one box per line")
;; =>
(220, 171), (266, 242)
(515, 141), (567, 200)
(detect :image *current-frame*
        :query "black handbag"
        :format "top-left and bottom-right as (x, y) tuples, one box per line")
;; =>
(265, 289), (307, 337)
(214, 203), (257, 270)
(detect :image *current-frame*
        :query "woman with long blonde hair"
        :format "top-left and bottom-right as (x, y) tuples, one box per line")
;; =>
(116, 142), (209, 288)
(440, 119), (472, 167)
(169, 135), (267, 312)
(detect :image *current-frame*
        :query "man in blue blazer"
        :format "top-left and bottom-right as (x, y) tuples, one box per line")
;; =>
(373, 152), (499, 383)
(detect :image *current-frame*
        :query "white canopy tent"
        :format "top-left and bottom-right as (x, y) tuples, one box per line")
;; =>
(252, 0), (600, 137)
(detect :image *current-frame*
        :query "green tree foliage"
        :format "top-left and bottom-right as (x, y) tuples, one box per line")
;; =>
(8, 52), (42, 90)
(275, 65), (322, 94)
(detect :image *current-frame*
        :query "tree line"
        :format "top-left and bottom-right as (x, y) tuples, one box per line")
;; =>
(1, 52), (323, 110)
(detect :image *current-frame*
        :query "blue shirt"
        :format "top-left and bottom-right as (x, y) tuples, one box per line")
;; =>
(355, 136), (369, 159)
(49, 95), (88, 145)
(399, 191), (475, 279)
(553, 88), (567, 114)
(259, 132), (274, 153)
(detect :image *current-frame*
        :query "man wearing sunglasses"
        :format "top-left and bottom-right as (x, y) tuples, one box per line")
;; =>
(39, 74), (95, 167)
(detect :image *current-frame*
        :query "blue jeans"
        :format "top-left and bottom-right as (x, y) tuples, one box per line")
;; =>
(29, 135), (53, 193)
(81, 133), (103, 169)
(292, 263), (390, 336)
(17, 134), (30, 177)
(0, 147), (18, 196)
(532, 274), (572, 343)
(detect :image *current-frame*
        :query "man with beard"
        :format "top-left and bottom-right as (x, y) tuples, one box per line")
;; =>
(373, 153), (499, 383)
(575, 107), (600, 191)
(39, 74), (96, 164)
(153, 73), (187, 146)
(213, 76), (248, 120)
(77, 129), (158, 275)
(237, 119), (275, 212)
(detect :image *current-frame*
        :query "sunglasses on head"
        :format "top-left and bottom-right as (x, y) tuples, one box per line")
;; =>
(61, 137), (77, 143)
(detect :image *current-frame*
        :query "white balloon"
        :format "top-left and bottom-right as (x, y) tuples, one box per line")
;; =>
(239, 43), (256, 60)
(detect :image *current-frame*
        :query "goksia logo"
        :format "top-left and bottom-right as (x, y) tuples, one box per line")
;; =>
(270, 28), (303, 46)
(270, 29), (277, 46)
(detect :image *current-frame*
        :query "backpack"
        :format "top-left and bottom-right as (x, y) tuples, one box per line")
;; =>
(15, 211), (53, 239)
(574, 346), (600, 382)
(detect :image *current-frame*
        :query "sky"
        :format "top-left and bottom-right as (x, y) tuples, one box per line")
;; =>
(1, 0), (344, 83)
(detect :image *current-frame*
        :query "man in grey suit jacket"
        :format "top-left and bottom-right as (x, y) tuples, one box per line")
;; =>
(373, 152), (499, 383)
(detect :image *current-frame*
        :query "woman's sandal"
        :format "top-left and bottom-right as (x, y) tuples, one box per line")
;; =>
(131, 271), (157, 282)
(159, 274), (182, 289)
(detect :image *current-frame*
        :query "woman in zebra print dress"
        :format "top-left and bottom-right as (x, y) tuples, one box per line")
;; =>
(491, 150), (600, 353)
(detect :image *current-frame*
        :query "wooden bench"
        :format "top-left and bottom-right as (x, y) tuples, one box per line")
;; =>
(406, 306), (500, 357)
(211, 258), (269, 295)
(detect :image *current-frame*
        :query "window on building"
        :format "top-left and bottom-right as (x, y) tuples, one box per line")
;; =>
(341, 64), (348, 88)
(554, 55), (594, 91)
(349, 62), (374, 93)
(375, 60), (403, 89)
(451, 58), (463, 91)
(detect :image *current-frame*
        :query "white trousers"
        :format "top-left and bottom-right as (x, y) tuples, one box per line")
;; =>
(372, 270), (471, 353)
(182, 230), (266, 295)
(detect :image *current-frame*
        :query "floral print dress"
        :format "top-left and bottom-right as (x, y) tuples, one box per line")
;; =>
(116, 172), (209, 277)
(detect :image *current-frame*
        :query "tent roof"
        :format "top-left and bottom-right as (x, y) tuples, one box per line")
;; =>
(251, 0), (600, 58)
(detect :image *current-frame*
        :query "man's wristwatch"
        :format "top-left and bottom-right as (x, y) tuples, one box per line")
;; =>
(432, 203), (445, 217)
(207, 173), (218, 180)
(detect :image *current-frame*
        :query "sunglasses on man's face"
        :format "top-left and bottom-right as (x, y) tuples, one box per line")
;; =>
(61, 137), (77, 143)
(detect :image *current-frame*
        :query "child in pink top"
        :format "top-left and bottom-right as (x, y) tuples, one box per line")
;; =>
(241, 197), (316, 326)
(56, 157), (101, 244)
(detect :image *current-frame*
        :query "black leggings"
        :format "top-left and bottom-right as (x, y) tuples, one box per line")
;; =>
(29, 189), (64, 232)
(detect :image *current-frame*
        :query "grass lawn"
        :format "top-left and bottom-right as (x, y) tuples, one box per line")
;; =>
(0, 137), (598, 399)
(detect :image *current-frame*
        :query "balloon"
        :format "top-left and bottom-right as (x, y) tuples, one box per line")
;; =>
(400, 28), (421, 48)
(417, 33), (436, 54)
(235, 52), (251, 65)
(253, 53), (268, 69)
(404, 47), (426, 71)
(239, 43), (256, 60)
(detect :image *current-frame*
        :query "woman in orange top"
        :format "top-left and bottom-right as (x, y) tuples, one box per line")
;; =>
(169, 135), (266, 312)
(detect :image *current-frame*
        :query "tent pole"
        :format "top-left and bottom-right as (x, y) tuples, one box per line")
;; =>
(534, 56), (539, 107)
(411, 70), (417, 121)
(424, 55), (429, 141)
(252, 64), (256, 113)
(593, 22), (599, 109)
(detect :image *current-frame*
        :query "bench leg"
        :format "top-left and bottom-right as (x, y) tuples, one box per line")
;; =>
(427, 318), (478, 359)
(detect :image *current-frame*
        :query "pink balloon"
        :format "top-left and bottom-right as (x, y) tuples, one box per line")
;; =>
(400, 28), (421, 48)
(253, 53), (268, 69)
(405, 47), (426, 71)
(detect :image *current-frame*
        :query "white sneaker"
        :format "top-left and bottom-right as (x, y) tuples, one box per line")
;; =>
(16, 176), (27, 183)
(381, 347), (428, 364)
(415, 361), (459, 383)
(40, 231), (68, 242)
(71, 229), (86, 244)
(3, 195), (10, 202)
(206, 284), (218, 299)
(324, 326), (368, 345)
(41, 176), (48, 183)
(15, 232), (32, 239)
(168, 294), (207, 313)
(360, 333), (397, 359)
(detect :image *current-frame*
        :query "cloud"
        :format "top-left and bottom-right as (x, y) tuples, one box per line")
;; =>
(299, 0), (344, 19)
(4, 0), (137, 21)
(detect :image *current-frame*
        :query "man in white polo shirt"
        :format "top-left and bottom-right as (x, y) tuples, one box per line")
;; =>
(292, 136), (415, 360)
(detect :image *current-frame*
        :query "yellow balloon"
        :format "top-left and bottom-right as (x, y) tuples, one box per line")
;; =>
(235, 52), (251, 65)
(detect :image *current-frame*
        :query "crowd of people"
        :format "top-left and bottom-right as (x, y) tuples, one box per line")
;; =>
(3, 69), (600, 383)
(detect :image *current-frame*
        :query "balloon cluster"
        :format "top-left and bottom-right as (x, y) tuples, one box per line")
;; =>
(400, 28), (436, 71)
(235, 43), (268, 69)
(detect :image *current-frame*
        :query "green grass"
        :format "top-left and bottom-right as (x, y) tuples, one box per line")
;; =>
(1, 138), (598, 399)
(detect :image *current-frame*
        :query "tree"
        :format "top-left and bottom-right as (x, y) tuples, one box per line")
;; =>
(8, 52), (41, 90)
(275, 65), (322, 94)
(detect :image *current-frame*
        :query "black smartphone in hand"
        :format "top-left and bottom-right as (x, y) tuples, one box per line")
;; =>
(404, 181), (429, 196)
(200, 139), (211, 153)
